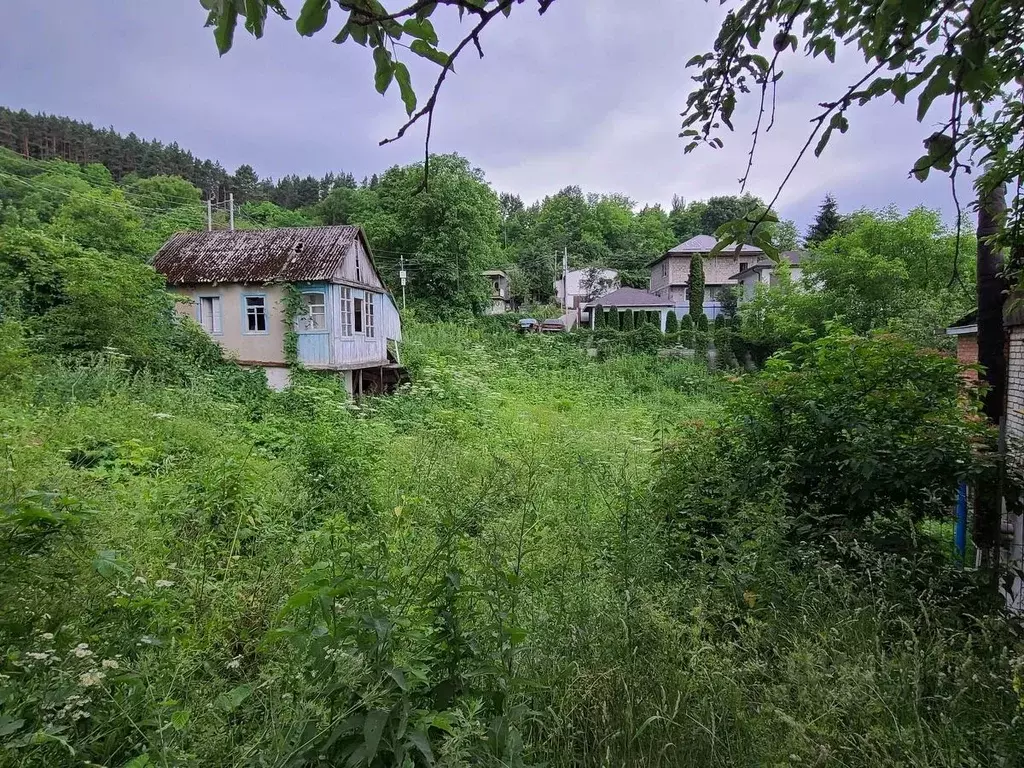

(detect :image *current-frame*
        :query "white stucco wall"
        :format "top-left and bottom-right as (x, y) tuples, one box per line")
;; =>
(555, 269), (618, 307)
(172, 283), (288, 365)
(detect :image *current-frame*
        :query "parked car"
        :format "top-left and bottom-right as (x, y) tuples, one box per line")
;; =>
(517, 318), (540, 333)
(540, 319), (565, 333)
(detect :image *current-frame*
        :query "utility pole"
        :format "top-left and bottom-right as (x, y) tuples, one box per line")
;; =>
(399, 255), (407, 311)
(207, 198), (212, 232)
(563, 246), (569, 311)
(229, 193), (235, 231)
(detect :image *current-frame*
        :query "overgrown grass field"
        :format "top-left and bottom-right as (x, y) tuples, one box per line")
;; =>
(1, 322), (1021, 767)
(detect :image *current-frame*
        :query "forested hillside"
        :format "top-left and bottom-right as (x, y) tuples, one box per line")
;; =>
(0, 107), (805, 304)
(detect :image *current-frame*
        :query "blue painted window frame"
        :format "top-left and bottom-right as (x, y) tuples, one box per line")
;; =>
(295, 283), (330, 336)
(196, 293), (223, 336)
(241, 292), (270, 335)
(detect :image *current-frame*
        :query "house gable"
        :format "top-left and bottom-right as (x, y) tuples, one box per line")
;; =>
(333, 229), (385, 290)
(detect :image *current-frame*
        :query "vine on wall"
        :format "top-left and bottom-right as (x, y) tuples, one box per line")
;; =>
(282, 284), (302, 369)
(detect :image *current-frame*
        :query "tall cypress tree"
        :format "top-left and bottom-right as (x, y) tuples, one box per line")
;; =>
(665, 309), (679, 335)
(622, 310), (635, 332)
(593, 304), (604, 329)
(805, 193), (842, 245)
(688, 253), (706, 325)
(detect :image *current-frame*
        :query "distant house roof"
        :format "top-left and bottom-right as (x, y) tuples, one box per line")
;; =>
(153, 226), (370, 285)
(946, 309), (978, 335)
(729, 251), (806, 280)
(482, 269), (508, 278)
(590, 287), (673, 308)
(648, 235), (764, 267)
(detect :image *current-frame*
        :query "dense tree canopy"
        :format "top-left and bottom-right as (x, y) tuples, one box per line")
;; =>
(740, 207), (976, 355)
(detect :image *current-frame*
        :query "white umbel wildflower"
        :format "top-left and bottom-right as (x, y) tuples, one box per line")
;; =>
(73, 643), (93, 659)
(79, 670), (105, 687)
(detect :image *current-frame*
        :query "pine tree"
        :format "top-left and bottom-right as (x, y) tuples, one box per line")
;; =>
(805, 193), (842, 245)
(622, 310), (635, 332)
(665, 310), (678, 334)
(679, 314), (694, 347)
(688, 253), (706, 325)
(593, 304), (604, 329)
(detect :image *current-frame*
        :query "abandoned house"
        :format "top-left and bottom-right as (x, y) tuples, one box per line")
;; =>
(482, 269), (513, 314)
(153, 225), (402, 395)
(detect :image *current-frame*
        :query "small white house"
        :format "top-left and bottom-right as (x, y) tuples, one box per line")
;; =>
(153, 225), (402, 395)
(554, 267), (619, 310)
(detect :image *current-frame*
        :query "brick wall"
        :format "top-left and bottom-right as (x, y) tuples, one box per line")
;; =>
(1008, 327), (1024, 450)
(957, 334), (978, 381)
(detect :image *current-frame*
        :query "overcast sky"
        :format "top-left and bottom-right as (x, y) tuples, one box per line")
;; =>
(0, 0), (963, 230)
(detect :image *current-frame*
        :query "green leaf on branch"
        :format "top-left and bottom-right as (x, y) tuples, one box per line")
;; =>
(243, 0), (266, 38)
(814, 125), (834, 157)
(911, 154), (931, 181)
(394, 62), (417, 114)
(917, 68), (951, 121)
(373, 46), (394, 95)
(214, 5), (239, 55)
(402, 18), (438, 45)
(296, 0), (329, 36)
(410, 39), (450, 67)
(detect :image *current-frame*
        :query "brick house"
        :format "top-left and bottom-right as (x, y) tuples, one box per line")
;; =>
(1003, 307), (1024, 610)
(648, 235), (763, 319)
(945, 310), (978, 381)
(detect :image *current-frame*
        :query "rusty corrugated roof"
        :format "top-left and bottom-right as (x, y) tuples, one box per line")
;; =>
(153, 226), (362, 285)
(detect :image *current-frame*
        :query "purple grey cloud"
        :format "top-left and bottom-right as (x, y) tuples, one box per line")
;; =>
(0, 0), (963, 231)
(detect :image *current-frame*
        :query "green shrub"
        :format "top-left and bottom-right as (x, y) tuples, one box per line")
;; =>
(621, 324), (663, 354)
(622, 310), (635, 332)
(0, 320), (31, 384)
(692, 329), (708, 356)
(665, 310), (678, 335)
(606, 307), (619, 330)
(679, 315), (694, 347)
(593, 303), (604, 329)
(714, 313), (726, 330)
(658, 329), (992, 551)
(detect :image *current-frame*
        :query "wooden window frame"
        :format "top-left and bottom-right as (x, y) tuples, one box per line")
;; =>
(339, 287), (353, 337)
(197, 294), (223, 336)
(296, 289), (328, 335)
(365, 293), (375, 339)
(242, 293), (269, 335)
(353, 296), (364, 334)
